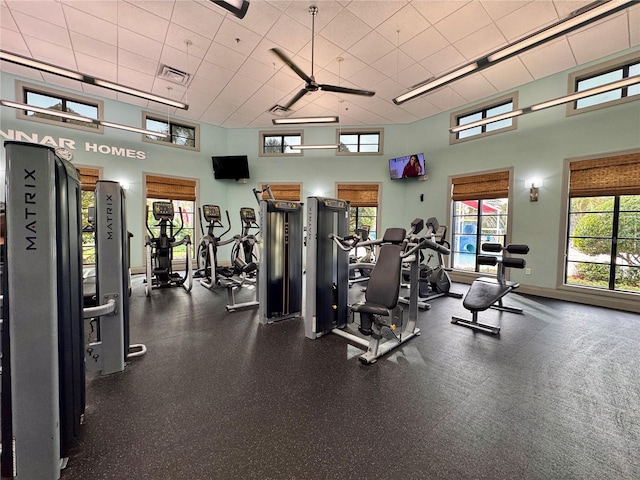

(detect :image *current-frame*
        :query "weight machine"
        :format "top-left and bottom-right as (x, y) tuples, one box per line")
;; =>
(144, 201), (193, 296)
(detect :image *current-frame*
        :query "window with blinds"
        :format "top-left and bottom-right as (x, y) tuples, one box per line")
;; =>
(145, 174), (197, 261)
(565, 152), (640, 293)
(450, 170), (510, 273)
(260, 183), (301, 201)
(337, 183), (379, 239)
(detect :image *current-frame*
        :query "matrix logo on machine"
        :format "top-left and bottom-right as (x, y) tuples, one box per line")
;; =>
(105, 194), (114, 240)
(24, 168), (37, 250)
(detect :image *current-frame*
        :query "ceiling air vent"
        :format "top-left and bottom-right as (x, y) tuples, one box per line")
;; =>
(267, 105), (295, 117)
(157, 64), (191, 86)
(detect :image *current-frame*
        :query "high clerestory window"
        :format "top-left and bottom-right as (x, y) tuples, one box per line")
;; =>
(337, 129), (383, 155)
(566, 52), (640, 116)
(259, 131), (303, 156)
(450, 93), (518, 144)
(143, 113), (199, 151)
(17, 81), (103, 133)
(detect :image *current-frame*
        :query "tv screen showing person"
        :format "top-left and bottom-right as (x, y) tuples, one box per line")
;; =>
(389, 153), (425, 179)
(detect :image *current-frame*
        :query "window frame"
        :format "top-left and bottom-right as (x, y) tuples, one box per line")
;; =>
(449, 93), (518, 145)
(259, 130), (303, 157)
(336, 182), (381, 240)
(142, 112), (200, 152)
(76, 165), (103, 266)
(336, 128), (384, 156)
(15, 80), (104, 134)
(566, 51), (640, 117)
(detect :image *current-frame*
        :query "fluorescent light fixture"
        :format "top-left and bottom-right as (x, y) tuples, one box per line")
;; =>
(449, 73), (640, 134)
(487, 0), (634, 63)
(100, 121), (169, 138)
(450, 109), (524, 134)
(0, 49), (188, 110)
(209, 0), (250, 19)
(296, 144), (339, 150)
(394, 0), (635, 105)
(0, 99), (95, 123)
(393, 63), (478, 105)
(530, 74), (640, 111)
(272, 116), (339, 125)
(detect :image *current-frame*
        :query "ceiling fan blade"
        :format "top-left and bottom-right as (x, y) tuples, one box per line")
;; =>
(270, 48), (313, 84)
(283, 88), (310, 110)
(319, 84), (376, 97)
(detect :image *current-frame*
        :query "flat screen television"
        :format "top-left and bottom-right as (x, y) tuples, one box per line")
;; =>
(389, 153), (426, 179)
(212, 155), (250, 180)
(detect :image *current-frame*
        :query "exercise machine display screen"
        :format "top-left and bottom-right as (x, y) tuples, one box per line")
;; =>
(202, 205), (221, 222)
(240, 207), (256, 223)
(153, 201), (175, 221)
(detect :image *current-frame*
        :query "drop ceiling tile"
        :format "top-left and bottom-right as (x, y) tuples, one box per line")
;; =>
(194, 59), (234, 84)
(214, 18), (262, 56)
(222, 112), (254, 129)
(219, 73), (263, 102)
(371, 49), (416, 82)
(401, 26), (449, 63)
(187, 74), (226, 99)
(244, 84), (285, 112)
(397, 62), (433, 90)
(204, 41), (247, 71)
(40, 73), (83, 91)
(61, 1), (117, 24)
(568, 14), (631, 65)
(70, 32), (117, 64)
(630, 4), (640, 46)
(319, 9), (372, 51)
(423, 86), (467, 111)
(297, 36), (344, 70)
(1, 4), (18, 31)
(75, 52), (117, 81)
(6, 0), (66, 27)
(118, 2), (169, 43)
(454, 23), (506, 61)
(64, 6), (117, 45)
(434, 1), (493, 45)
(12, 11), (71, 49)
(495, 0), (558, 42)
(118, 28), (163, 60)
(553, 1), (593, 19)
(322, 52), (368, 78)
(226, 0), (281, 37)
(284, 2), (342, 32)
(411, 1), (468, 25)
(23, 37), (76, 69)
(0, 27), (29, 53)
(117, 49), (159, 76)
(480, 0), (530, 21)
(164, 23), (211, 61)
(123, 0), (174, 20)
(82, 83), (117, 100)
(116, 66), (155, 92)
(348, 65), (387, 91)
(0, 62), (44, 82)
(170, 0), (225, 40)
(381, 107), (419, 124)
(376, 4), (431, 47)
(370, 77), (403, 101)
(264, 14), (310, 55)
(236, 57), (276, 85)
(398, 96), (440, 117)
(116, 92), (149, 109)
(346, 0), (404, 29)
(160, 44), (197, 74)
(421, 45), (467, 77)
(481, 57), (533, 92)
(348, 30), (396, 66)
(451, 72), (498, 103)
(519, 37), (576, 80)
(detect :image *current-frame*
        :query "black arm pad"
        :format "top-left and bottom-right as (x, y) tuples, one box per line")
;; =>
(502, 258), (526, 269)
(505, 244), (530, 255)
(422, 238), (450, 255)
(482, 243), (503, 252)
(477, 255), (498, 266)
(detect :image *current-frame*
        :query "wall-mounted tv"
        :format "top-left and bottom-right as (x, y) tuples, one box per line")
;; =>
(212, 155), (250, 180)
(389, 153), (425, 179)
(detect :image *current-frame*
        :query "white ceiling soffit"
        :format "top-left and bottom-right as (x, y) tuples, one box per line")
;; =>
(0, 0), (638, 128)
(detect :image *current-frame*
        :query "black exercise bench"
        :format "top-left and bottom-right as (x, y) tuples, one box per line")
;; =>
(451, 243), (529, 335)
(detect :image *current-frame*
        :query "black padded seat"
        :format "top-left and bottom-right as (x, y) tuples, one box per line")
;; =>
(350, 303), (390, 316)
(476, 276), (520, 289)
(462, 281), (511, 312)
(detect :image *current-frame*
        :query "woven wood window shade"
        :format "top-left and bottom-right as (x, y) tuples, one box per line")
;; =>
(451, 171), (509, 201)
(569, 153), (640, 197)
(146, 175), (196, 202)
(261, 184), (301, 201)
(77, 167), (100, 191)
(337, 184), (379, 207)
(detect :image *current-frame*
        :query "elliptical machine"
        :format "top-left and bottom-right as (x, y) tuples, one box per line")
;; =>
(144, 201), (193, 296)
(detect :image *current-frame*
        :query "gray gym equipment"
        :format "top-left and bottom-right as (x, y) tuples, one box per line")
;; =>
(451, 242), (530, 335)
(2, 141), (85, 479)
(258, 198), (304, 324)
(84, 181), (146, 375)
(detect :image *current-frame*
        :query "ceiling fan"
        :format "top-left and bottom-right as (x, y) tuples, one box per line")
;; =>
(270, 5), (375, 112)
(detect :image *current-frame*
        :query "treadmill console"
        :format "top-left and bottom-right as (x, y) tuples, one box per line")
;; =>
(153, 201), (175, 221)
(202, 204), (221, 223)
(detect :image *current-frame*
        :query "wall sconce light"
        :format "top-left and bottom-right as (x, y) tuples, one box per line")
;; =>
(526, 178), (542, 202)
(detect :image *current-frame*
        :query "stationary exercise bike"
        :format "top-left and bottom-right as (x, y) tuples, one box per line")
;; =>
(144, 201), (193, 296)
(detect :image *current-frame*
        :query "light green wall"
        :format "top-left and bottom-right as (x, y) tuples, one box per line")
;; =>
(2, 47), (639, 296)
